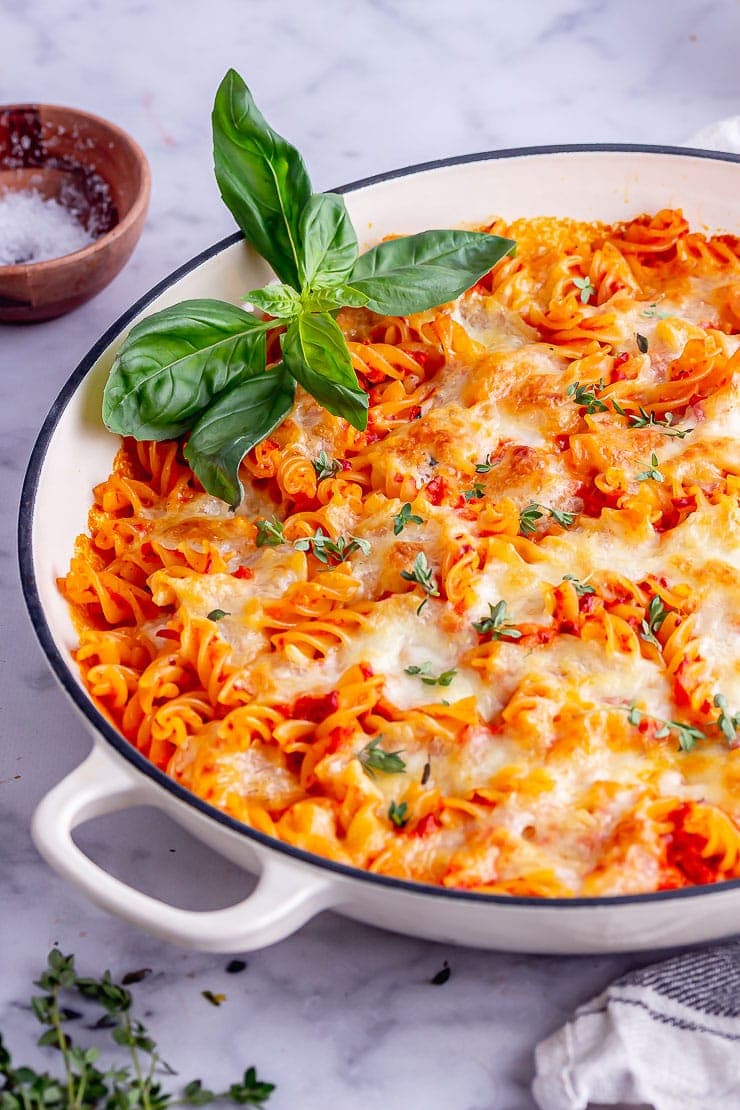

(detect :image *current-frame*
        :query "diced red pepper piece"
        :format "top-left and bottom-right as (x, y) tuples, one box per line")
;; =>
(293, 690), (340, 723)
(413, 813), (441, 838)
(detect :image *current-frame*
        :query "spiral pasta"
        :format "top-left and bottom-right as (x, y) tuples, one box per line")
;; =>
(61, 209), (740, 896)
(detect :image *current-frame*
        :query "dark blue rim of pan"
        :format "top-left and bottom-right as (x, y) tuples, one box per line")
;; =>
(18, 144), (740, 910)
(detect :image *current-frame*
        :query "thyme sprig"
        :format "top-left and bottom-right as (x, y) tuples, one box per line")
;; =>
(566, 379), (609, 414)
(562, 574), (595, 597)
(255, 519), (371, 564)
(400, 552), (440, 614)
(519, 502), (577, 535)
(625, 406), (692, 438)
(312, 451), (341, 482)
(639, 596), (670, 648)
(567, 382), (691, 439)
(254, 517), (286, 547)
(624, 696), (739, 751)
(358, 736), (406, 777)
(404, 663), (457, 687)
(0, 950), (274, 1110)
(472, 600), (522, 641)
(392, 503), (424, 536)
(624, 704), (706, 752)
(293, 527), (371, 564)
(714, 694), (740, 745)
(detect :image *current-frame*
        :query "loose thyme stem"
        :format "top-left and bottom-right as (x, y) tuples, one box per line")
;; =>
(123, 1011), (153, 1110)
(49, 983), (77, 1108)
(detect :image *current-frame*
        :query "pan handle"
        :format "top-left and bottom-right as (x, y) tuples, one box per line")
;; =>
(32, 742), (337, 952)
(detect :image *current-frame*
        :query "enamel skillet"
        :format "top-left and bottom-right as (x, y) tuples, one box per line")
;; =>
(20, 145), (740, 952)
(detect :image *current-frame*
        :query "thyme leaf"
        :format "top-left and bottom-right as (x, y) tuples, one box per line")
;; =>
(573, 275), (595, 304)
(388, 800), (409, 828)
(714, 694), (740, 745)
(562, 574), (595, 596)
(635, 452), (664, 483)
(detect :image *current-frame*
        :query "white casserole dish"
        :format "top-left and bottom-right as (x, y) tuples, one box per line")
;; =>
(20, 145), (740, 954)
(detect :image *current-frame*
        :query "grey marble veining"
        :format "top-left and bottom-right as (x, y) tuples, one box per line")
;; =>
(1, 1), (738, 1108)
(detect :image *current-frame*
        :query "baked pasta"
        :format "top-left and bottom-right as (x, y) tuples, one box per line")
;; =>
(62, 208), (740, 897)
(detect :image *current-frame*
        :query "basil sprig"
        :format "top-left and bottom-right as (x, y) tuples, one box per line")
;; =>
(102, 67), (515, 507)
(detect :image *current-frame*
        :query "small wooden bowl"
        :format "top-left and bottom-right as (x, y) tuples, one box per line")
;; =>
(0, 104), (151, 322)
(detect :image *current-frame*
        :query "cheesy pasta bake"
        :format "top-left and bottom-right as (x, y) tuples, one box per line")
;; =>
(62, 208), (740, 897)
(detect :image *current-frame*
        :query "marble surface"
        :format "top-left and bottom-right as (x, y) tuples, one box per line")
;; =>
(0, 1), (737, 1107)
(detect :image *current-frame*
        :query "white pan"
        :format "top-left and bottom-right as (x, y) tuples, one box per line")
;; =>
(20, 144), (740, 953)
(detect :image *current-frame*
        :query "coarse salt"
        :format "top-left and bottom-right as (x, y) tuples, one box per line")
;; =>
(0, 188), (95, 266)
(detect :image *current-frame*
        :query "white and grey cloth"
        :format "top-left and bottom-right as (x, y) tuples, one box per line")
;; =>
(685, 115), (740, 154)
(532, 941), (740, 1110)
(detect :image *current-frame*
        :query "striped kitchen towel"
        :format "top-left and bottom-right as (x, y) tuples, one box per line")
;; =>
(531, 941), (740, 1110)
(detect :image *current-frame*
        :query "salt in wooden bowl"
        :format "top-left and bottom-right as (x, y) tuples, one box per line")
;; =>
(0, 104), (150, 323)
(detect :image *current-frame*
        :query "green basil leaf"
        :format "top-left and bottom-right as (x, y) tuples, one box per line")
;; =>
(302, 284), (370, 312)
(212, 68), (311, 288)
(246, 283), (301, 319)
(348, 229), (516, 315)
(184, 364), (295, 510)
(299, 193), (357, 287)
(102, 300), (267, 441)
(282, 313), (368, 431)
